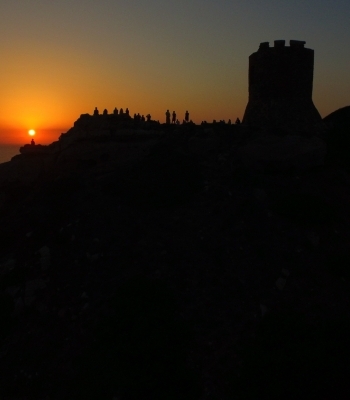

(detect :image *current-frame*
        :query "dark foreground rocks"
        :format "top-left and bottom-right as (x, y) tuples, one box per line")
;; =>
(0, 124), (350, 399)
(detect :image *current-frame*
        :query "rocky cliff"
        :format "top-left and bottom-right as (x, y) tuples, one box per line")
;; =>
(0, 117), (350, 399)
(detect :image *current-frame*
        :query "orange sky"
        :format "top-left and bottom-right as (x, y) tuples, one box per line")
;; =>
(1, 1), (349, 145)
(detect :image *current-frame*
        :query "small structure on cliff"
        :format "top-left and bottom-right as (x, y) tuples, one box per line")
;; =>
(242, 40), (322, 132)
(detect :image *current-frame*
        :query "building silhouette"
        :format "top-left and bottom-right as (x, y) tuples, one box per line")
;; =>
(242, 40), (322, 132)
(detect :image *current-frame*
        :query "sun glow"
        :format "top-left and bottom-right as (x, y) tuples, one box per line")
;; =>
(28, 129), (35, 136)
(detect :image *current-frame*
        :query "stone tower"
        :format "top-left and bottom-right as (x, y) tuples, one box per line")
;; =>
(242, 40), (322, 132)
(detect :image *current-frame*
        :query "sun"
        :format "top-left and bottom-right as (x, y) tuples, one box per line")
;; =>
(28, 129), (36, 136)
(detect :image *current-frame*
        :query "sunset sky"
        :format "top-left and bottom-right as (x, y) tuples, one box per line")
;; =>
(1, 0), (349, 144)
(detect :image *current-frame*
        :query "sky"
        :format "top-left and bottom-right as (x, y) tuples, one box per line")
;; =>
(1, 0), (349, 144)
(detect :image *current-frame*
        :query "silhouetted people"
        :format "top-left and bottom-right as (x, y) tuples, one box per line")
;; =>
(141, 115), (145, 122)
(172, 111), (176, 124)
(114, 108), (119, 115)
(165, 110), (171, 124)
(235, 118), (241, 124)
(137, 113), (141, 121)
(30, 138), (35, 146)
(120, 108), (124, 115)
(125, 108), (129, 116)
(185, 110), (189, 122)
(103, 109), (108, 115)
(93, 107), (99, 116)
(228, 119), (232, 125)
(146, 114), (151, 122)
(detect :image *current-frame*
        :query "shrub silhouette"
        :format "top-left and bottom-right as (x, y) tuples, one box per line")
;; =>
(73, 276), (202, 399)
(0, 292), (14, 346)
(103, 144), (203, 210)
(222, 305), (350, 399)
(324, 250), (350, 280)
(271, 191), (335, 224)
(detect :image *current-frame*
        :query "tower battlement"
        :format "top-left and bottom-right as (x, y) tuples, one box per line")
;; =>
(258, 40), (306, 50)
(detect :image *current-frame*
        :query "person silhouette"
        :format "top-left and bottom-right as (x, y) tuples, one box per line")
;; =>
(31, 138), (35, 146)
(146, 114), (151, 122)
(185, 110), (189, 122)
(119, 108), (124, 115)
(172, 111), (176, 124)
(235, 118), (241, 124)
(141, 115), (145, 122)
(114, 107), (118, 115)
(93, 107), (99, 116)
(165, 110), (171, 124)
(103, 109), (108, 115)
(125, 108), (130, 116)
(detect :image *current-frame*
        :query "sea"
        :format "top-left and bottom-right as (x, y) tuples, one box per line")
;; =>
(0, 145), (21, 164)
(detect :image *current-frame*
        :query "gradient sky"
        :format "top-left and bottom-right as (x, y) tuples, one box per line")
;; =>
(1, 0), (349, 144)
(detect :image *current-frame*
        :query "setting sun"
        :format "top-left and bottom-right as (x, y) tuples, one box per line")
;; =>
(28, 129), (35, 136)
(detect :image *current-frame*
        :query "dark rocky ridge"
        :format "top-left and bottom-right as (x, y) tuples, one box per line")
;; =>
(0, 115), (350, 399)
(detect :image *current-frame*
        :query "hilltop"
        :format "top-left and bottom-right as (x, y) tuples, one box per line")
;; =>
(323, 105), (350, 126)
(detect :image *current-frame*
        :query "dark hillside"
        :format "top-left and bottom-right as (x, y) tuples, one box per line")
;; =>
(323, 106), (350, 170)
(323, 105), (350, 126)
(0, 124), (350, 399)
